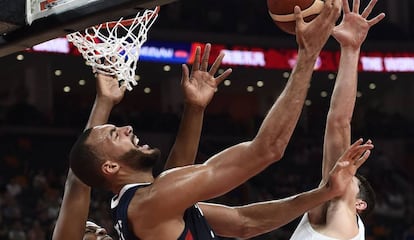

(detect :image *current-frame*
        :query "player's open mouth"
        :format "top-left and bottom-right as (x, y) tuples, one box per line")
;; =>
(133, 135), (150, 150)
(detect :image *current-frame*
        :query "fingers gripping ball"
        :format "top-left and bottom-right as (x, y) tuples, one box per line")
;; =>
(267, 0), (324, 35)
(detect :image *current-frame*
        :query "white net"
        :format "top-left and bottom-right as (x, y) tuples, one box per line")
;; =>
(66, 7), (159, 91)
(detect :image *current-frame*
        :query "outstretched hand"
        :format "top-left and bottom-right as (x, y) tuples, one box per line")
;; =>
(327, 138), (374, 197)
(95, 73), (127, 106)
(181, 43), (232, 109)
(333, 0), (385, 49)
(294, 0), (342, 57)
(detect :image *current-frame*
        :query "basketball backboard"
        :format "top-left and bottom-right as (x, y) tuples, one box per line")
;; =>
(0, 0), (177, 57)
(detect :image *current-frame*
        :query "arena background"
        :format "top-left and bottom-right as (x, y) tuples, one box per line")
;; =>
(0, 0), (413, 239)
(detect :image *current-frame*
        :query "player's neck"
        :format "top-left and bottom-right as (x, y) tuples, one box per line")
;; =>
(321, 203), (359, 238)
(332, 195), (357, 208)
(112, 170), (154, 193)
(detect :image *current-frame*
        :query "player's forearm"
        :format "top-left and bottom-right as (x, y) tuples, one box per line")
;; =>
(65, 168), (90, 190)
(164, 104), (204, 170)
(254, 51), (317, 158)
(52, 169), (91, 240)
(328, 48), (360, 123)
(206, 52), (319, 197)
(234, 185), (335, 238)
(323, 48), (360, 179)
(84, 95), (114, 130)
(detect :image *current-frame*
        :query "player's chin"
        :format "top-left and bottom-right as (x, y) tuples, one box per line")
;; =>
(141, 147), (159, 155)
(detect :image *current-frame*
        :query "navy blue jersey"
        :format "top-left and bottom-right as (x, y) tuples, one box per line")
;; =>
(177, 204), (220, 240)
(111, 183), (220, 240)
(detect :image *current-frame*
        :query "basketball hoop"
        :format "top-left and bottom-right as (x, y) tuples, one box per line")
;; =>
(66, 6), (159, 91)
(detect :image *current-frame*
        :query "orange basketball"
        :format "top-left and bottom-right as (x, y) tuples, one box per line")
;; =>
(267, 0), (324, 35)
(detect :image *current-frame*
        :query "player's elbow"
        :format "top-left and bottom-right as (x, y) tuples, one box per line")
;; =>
(326, 111), (351, 130)
(235, 218), (270, 239)
(250, 139), (285, 164)
(267, 145), (285, 163)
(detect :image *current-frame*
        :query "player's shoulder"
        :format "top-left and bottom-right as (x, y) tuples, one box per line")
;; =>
(128, 189), (187, 239)
(128, 182), (174, 218)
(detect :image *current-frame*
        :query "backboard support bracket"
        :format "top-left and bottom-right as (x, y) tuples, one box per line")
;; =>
(0, 0), (177, 57)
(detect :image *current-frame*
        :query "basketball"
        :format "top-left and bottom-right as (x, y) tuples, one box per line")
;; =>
(267, 0), (324, 35)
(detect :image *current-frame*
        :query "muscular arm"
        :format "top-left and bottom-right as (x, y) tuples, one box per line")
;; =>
(198, 139), (373, 239)
(52, 74), (125, 240)
(200, 187), (335, 239)
(163, 0), (342, 178)
(134, 0), (343, 223)
(132, 47), (321, 237)
(148, 49), (322, 215)
(247, 0), (342, 164)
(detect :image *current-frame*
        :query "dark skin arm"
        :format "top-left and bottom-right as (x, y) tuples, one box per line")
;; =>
(164, 43), (232, 170)
(52, 74), (126, 240)
(53, 45), (231, 240)
(129, 1), (346, 239)
(199, 139), (373, 238)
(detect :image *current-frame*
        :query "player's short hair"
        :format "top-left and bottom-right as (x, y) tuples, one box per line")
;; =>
(70, 128), (109, 189)
(356, 174), (376, 218)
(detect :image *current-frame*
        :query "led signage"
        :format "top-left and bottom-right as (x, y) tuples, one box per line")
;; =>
(29, 38), (414, 73)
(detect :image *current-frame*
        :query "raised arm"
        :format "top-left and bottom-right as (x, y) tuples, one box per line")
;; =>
(199, 139), (373, 239)
(322, 0), (385, 182)
(138, 0), (343, 218)
(248, 0), (342, 161)
(164, 44), (232, 170)
(185, 0), (342, 201)
(310, 0), (384, 221)
(52, 74), (125, 240)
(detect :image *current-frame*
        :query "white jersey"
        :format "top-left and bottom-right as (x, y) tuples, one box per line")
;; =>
(289, 213), (365, 240)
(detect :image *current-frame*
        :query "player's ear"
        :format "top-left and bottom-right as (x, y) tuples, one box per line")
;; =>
(356, 199), (367, 211)
(102, 160), (120, 175)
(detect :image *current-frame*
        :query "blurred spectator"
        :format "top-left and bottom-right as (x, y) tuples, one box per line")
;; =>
(8, 221), (26, 240)
(5, 83), (47, 126)
(27, 221), (46, 240)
